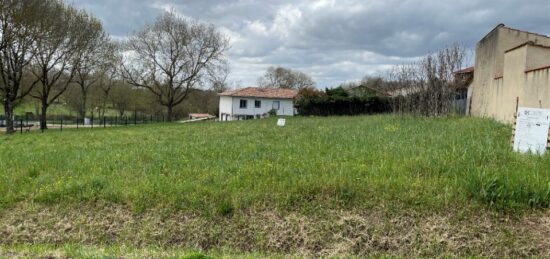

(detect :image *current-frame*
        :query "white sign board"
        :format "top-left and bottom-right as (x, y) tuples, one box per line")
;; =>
(277, 118), (286, 127)
(513, 107), (550, 155)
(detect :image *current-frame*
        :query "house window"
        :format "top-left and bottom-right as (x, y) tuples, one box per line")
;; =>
(255, 100), (261, 108)
(272, 101), (280, 110)
(240, 99), (247, 109)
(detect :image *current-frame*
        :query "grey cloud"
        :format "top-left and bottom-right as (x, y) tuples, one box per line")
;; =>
(71, 0), (162, 36)
(70, 0), (550, 87)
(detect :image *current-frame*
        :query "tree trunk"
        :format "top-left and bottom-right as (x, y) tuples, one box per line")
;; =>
(101, 99), (107, 119)
(80, 93), (87, 119)
(80, 98), (86, 118)
(3, 100), (15, 134)
(40, 99), (48, 130)
(166, 105), (173, 122)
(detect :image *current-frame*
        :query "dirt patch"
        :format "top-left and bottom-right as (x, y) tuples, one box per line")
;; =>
(0, 204), (548, 257)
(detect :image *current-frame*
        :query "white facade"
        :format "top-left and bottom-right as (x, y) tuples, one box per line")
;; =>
(219, 96), (295, 121)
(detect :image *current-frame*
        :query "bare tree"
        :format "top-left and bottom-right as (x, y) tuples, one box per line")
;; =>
(28, 2), (90, 130)
(387, 44), (468, 116)
(0, 0), (42, 134)
(109, 82), (134, 117)
(72, 17), (110, 119)
(122, 11), (229, 121)
(258, 66), (315, 89)
(208, 60), (230, 93)
(386, 62), (424, 114)
(97, 41), (122, 119)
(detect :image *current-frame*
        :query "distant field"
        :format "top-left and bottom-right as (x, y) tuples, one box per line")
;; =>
(0, 102), (123, 118)
(1, 116), (549, 257)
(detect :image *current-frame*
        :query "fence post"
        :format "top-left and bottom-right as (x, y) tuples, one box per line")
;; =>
(20, 118), (23, 134)
(115, 115), (118, 126)
(125, 116), (128, 126)
(76, 115), (79, 129)
(60, 118), (63, 132)
(91, 113), (94, 129)
(134, 111), (137, 125)
(103, 116), (106, 128)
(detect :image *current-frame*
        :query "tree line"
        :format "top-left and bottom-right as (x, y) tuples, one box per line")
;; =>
(254, 45), (469, 118)
(293, 44), (470, 117)
(0, 0), (229, 134)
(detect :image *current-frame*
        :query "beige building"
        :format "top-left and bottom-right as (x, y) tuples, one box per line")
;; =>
(469, 24), (550, 123)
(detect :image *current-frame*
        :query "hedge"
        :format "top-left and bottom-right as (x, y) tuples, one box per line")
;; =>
(295, 96), (391, 116)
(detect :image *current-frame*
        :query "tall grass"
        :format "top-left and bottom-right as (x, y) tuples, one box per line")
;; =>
(0, 115), (549, 214)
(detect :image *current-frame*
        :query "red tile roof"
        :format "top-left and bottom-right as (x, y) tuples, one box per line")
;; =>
(219, 87), (299, 99)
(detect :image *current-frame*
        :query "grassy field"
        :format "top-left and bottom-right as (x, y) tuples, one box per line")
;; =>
(1, 115), (549, 257)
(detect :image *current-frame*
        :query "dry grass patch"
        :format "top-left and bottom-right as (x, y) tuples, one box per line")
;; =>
(1, 204), (549, 257)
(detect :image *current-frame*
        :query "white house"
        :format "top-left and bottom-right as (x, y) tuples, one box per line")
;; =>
(218, 87), (299, 121)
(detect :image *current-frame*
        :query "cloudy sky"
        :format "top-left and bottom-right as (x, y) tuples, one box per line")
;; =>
(71, 0), (550, 88)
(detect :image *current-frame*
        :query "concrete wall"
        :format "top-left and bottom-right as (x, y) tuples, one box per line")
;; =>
(219, 96), (295, 121)
(501, 46), (528, 121)
(525, 68), (550, 109)
(469, 25), (550, 123)
(469, 25), (500, 119)
(526, 45), (550, 71)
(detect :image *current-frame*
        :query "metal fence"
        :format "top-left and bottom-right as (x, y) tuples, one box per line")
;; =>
(0, 112), (175, 134)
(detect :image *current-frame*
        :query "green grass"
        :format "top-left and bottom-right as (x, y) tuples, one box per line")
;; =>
(1, 244), (326, 258)
(0, 244), (246, 259)
(1, 115), (549, 215)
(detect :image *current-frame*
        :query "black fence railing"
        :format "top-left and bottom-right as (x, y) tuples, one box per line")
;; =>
(0, 113), (178, 133)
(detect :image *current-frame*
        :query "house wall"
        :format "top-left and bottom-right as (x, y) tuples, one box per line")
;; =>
(526, 46), (550, 71)
(525, 68), (550, 109)
(470, 25), (550, 123)
(501, 46), (528, 121)
(219, 96), (295, 121)
(219, 96), (234, 121)
(231, 97), (294, 117)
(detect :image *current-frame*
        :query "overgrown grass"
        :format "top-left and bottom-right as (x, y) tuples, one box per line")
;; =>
(0, 115), (549, 215)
